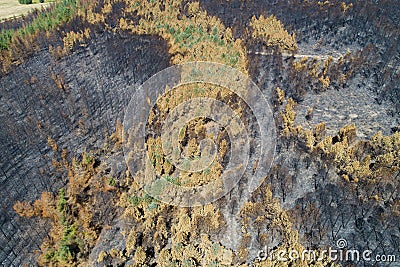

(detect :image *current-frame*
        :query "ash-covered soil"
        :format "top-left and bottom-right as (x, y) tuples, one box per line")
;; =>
(0, 0), (399, 266)
(0, 31), (170, 265)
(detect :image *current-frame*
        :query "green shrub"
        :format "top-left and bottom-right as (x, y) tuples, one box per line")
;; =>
(107, 177), (116, 186)
(18, 0), (33, 4)
(0, 30), (13, 50)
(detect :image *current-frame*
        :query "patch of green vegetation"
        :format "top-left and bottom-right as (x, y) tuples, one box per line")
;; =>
(0, 0), (77, 50)
(45, 188), (79, 264)
(147, 201), (158, 210)
(56, 188), (67, 214)
(128, 193), (154, 206)
(156, 23), (239, 67)
(83, 154), (93, 165)
(44, 223), (78, 263)
(128, 195), (141, 206)
(19, 0), (33, 4)
(107, 177), (116, 186)
(164, 175), (181, 186)
(19, 0), (54, 4)
(0, 29), (13, 50)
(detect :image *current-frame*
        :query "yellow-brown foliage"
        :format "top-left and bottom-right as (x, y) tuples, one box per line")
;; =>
(121, 0), (248, 72)
(275, 86), (285, 106)
(145, 83), (242, 188)
(250, 15), (298, 52)
(63, 28), (91, 51)
(9, 1), (366, 265)
(312, 127), (400, 186)
(240, 186), (336, 266)
(280, 97), (297, 136)
(47, 137), (58, 151)
(294, 56), (334, 88)
(341, 2), (353, 13)
(14, 133), (122, 266)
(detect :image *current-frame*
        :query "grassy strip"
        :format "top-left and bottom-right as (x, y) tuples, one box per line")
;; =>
(0, 0), (77, 50)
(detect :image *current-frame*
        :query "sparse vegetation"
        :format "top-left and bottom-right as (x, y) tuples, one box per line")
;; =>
(6, 0), (400, 266)
(1, 0), (77, 49)
(0, 0), (78, 72)
(14, 133), (122, 266)
(9, 2), (315, 264)
(120, 1), (248, 72)
(275, 91), (400, 198)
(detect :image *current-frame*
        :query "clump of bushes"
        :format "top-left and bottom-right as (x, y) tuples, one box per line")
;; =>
(18, 0), (33, 4)
(250, 14), (298, 51)
(0, 29), (13, 50)
(121, 1), (248, 72)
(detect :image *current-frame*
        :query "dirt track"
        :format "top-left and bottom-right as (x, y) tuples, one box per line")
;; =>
(249, 50), (400, 71)
(0, 0), (51, 21)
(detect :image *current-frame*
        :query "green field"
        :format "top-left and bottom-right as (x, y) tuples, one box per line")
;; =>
(0, 0), (54, 21)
